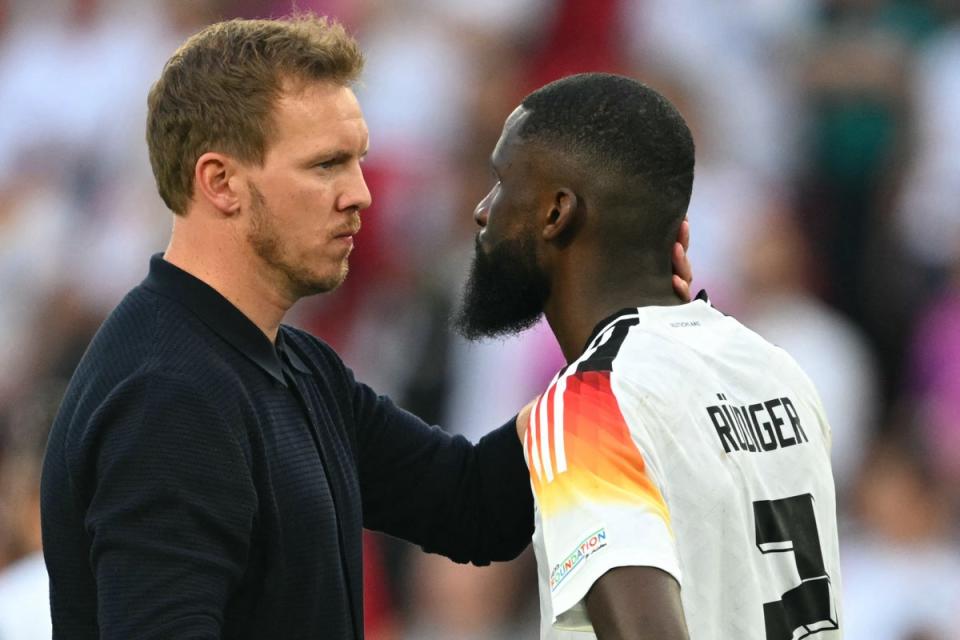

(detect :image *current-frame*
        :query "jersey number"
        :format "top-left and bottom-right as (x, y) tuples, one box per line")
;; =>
(753, 494), (839, 640)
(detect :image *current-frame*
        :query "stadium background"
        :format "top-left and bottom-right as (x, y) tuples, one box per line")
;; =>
(1, 0), (958, 637)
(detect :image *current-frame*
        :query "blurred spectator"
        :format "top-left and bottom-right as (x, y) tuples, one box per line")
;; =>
(362, 532), (402, 640)
(906, 256), (960, 490)
(0, 179), (73, 403)
(896, 19), (960, 280)
(0, 455), (49, 640)
(624, 0), (814, 183)
(404, 550), (537, 639)
(842, 430), (960, 640)
(0, 384), (59, 640)
(797, 0), (935, 387)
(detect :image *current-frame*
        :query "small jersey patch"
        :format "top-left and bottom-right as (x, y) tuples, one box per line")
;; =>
(549, 526), (608, 591)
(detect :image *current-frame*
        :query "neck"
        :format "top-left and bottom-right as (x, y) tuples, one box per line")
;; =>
(543, 263), (680, 362)
(163, 214), (293, 342)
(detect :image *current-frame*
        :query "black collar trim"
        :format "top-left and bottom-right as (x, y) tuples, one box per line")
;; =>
(582, 308), (640, 353)
(580, 290), (711, 353)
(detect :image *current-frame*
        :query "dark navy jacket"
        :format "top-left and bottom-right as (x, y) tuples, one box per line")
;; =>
(41, 255), (533, 639)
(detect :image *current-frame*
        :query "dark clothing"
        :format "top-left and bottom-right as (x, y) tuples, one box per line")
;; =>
(41, 255), (533, 640)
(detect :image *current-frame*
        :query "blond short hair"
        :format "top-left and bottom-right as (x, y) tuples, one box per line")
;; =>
(146, 15), (364, 214)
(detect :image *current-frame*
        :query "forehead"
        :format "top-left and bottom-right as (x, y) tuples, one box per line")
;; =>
(267, 80), (368, 155)
(494, 106), (589, 190)
(492, 106), (534, 168)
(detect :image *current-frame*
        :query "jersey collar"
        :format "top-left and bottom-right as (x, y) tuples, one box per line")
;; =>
(581, 289), (711, 353)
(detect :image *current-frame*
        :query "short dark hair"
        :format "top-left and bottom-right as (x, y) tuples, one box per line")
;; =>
(518, 73), (695, 257)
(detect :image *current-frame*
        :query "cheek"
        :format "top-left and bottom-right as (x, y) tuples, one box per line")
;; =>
(283, 190), (333, 231)
(488, 198), (532, 246)
(489, 185), (536, 231)
(484, 196), (513, 238)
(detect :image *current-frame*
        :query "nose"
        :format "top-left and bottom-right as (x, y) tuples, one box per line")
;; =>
(339, 163), (373, 212)
(473, 190), (492, 228)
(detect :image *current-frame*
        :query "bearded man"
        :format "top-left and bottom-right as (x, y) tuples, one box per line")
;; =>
(457, 73), (842, 640)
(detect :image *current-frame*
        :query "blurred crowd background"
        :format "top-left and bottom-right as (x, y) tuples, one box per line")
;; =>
(0, 0), (959, 638)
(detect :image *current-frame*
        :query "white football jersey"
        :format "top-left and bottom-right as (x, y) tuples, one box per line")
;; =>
(525, 300), (842, 639)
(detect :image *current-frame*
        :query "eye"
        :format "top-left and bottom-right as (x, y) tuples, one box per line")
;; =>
(313, 153), (350, 170)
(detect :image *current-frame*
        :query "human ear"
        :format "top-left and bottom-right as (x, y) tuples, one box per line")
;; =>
(194, 152), (242, 216)
(543, 188), (578, 241)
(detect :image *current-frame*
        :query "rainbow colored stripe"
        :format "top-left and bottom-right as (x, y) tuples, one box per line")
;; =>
(525, 370), (670, 523)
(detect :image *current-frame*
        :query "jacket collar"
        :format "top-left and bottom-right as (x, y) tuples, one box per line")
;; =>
(141, 254), (311, 385)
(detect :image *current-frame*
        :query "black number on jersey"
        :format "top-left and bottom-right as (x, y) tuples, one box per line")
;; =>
(753, 494), (839, 639)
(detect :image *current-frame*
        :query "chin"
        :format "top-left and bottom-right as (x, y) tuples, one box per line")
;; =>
(284, 264), (346, 298)
(313, 262), (350, 294)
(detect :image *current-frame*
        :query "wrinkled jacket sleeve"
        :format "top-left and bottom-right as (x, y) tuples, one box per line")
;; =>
(349, 367), (533, 564)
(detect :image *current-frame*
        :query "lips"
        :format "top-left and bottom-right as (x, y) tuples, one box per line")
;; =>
(332, 226), (359, 252)
(333, 219), (361, 240)
(331, 227), (357, 246)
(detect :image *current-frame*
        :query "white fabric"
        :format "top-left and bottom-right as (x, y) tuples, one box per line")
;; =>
(525, 301), (843, 639)
(0, 553), (52, 640)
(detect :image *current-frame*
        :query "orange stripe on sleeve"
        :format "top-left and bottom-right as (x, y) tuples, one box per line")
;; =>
(530, 371), (670, 525)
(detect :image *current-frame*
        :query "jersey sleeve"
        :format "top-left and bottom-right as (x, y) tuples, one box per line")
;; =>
(525, 369), (681, 630)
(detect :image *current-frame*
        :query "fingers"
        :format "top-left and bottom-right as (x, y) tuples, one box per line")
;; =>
(516, 397), (538, 442)
(672, 240), (693, 285)
(672, 219), (694, 302)
(672, 274), (691, 303)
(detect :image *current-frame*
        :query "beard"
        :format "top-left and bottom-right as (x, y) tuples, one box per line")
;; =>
(247, 180), (347, 298)
(454, 232), (549, 341)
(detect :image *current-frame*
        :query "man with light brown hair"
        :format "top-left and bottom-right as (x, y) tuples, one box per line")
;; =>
(40, 14), (694, 639)
(147, 16), (369, 300)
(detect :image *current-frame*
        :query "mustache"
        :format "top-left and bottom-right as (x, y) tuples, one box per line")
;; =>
(473, 232), (488, 256)
(332, 216), (362, 237)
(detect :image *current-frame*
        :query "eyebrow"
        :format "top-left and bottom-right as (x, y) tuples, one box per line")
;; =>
(305, 147), (369, 166)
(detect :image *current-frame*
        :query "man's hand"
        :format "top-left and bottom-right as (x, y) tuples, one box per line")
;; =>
(516, 397), (538, 442)
(672, 219), (693, 302)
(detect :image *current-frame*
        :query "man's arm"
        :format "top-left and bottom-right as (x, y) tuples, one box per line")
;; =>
(586, 566), (690, 640)
(351, 378), (532, 565)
